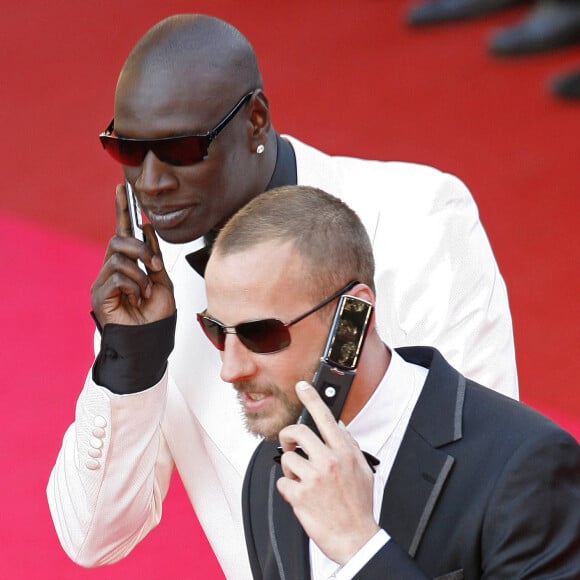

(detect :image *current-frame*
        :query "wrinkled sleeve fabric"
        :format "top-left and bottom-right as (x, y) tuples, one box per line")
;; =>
(47, 316), (177, 567)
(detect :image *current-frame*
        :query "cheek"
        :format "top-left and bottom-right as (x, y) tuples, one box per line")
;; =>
(269, 348), (320, 389)
(183, 163), (235, 214)
(210, 147), (257, 211)
(181, 161), (225, 195)
(291, 327), (329, 367)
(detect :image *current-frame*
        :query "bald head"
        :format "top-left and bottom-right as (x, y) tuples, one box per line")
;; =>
(118, 15), (262, 110)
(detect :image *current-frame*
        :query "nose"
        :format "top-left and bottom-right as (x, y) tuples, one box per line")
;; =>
(220, 334), (258, 384)
(134, 150), (177, 196)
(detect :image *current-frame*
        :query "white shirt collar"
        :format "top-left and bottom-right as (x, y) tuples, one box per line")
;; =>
(347, 346), (428, 458)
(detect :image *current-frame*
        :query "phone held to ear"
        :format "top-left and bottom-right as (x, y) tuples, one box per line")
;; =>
(275, 293), (378, 470)
(298, 294), (373, 432)
(125, 179), (145, 242)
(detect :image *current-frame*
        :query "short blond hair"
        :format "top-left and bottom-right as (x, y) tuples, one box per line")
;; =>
(213, 185), (375, 301)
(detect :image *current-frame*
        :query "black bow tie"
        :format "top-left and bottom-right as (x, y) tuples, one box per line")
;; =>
(274, 446), (380, 474)
(185, 231), (218, 277)
(185, 244), (211, 277)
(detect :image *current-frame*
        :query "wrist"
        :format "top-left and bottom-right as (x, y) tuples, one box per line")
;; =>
(333, 522), (381, 565)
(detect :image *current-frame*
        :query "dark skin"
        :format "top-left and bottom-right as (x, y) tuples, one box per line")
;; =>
(92, 15), (278, 328)
(91, 186), (175, 326)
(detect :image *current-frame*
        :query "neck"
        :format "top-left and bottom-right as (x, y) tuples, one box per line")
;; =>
(339, 335), (391, 425)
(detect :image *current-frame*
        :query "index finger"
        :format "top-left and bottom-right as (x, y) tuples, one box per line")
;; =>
(295, 381), (342, 445)
(115, 182), (132, 237)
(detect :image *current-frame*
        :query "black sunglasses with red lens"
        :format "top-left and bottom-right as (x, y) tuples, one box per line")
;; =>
(99, 90), (255, 167)
(197, 281), (359, 354)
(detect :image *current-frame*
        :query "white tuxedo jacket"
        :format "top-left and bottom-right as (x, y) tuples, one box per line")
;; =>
(47, 136), (517, 579)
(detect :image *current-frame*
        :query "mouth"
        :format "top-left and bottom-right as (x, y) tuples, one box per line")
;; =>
(247, 392), (267, 401)
(145, 206), (195, 231)
(238, 389), (272, 412)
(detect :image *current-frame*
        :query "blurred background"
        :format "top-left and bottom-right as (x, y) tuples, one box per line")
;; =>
(1, 1), (578, 578)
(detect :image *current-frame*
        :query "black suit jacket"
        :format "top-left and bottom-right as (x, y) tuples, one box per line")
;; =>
(242, 347), (580, 579)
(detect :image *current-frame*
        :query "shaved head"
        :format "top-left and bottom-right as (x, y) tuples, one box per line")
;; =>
(118, 15), (262, 110)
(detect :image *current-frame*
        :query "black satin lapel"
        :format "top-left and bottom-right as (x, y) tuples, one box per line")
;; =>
(269, 465), (310, 580)
(381, 428), (454, 557)
(381, 347), (465, 557)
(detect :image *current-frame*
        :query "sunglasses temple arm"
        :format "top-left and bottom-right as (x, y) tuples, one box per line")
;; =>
(287, 280), (359, 326)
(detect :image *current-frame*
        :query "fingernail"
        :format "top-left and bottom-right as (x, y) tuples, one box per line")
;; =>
(151, 255), (163, 271)
(297, 381), (310, 391)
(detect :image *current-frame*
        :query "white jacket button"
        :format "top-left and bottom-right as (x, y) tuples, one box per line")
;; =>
(94, 416), (107, 428)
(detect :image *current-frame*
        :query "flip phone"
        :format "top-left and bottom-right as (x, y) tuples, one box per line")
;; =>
(125, 179), (145, 242)
(298, 293), (373, 434)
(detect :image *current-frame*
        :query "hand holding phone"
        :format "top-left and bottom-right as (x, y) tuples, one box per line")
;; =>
(274, 292), (379, 471)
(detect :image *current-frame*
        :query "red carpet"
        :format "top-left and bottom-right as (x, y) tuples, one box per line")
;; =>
(1, 1), (578, 578)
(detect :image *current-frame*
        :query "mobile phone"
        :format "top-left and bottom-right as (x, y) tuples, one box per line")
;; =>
(297, 293), (373, 434)
(125, 179), (145, 242)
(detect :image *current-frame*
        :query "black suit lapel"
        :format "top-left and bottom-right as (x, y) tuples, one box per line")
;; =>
(381, 428), (455, 556)
(382, 348), (466, 557)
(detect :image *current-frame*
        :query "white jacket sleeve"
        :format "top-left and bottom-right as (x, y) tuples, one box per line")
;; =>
(46, 367), (174, 567)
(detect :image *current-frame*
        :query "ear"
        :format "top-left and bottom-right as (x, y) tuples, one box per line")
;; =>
(349, 282), (376, 307)
(247, 89), (272, 148)
(348, 283), (378, 335)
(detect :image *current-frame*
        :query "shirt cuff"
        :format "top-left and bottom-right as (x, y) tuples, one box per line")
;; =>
(92, 312), (177, 394)
(332, 529), (390, 580)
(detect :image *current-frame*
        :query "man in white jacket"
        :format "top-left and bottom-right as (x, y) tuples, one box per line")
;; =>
(47, 14), (518, 579)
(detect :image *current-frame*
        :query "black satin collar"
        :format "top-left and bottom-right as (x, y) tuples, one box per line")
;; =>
(266, 134), (297, 190)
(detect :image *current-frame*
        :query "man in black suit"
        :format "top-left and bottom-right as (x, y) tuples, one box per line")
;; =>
(200, 184), (580, 579)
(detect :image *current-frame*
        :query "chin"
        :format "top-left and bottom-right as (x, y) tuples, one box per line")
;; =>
(247, 422), (280, 441)
(155, 227), (200, 245)
(245, 409), (303, 442)
(245, 415), (281, 441)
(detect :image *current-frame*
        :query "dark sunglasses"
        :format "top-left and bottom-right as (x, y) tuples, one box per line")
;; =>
(98, 90), (255, 167)
(197, 280), (359, 354)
